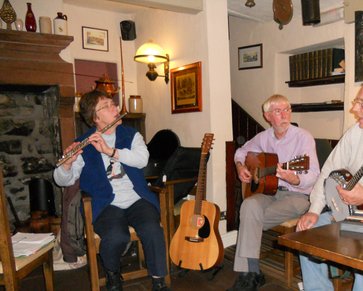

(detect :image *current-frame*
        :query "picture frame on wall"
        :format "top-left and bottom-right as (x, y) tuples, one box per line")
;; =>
(238, 43), (263, 70)
(82, 26), (109, 52)
(170, 62), (202, 114)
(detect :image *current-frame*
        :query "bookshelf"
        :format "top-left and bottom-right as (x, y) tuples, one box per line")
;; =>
(286, 74), (345, 87)
(291, 102), (344, 112)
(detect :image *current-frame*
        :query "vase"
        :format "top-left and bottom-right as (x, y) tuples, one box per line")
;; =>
(14, 18), (23, 31)
(0, 0), (17, 30)
(25, 2), (36, 32)
(39, 16), (51, 34)
(129, 95), (143, 113)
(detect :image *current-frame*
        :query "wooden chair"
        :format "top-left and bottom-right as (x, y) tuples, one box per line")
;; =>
(0, 167), (55, 291)
(270, 218), (299, 288)
(82, 188), (170, 291)
(156, 178), (197, 245)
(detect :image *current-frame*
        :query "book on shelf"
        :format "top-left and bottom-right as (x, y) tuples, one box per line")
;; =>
(288, 48), (345, 82)
(11, 232), (55, 257)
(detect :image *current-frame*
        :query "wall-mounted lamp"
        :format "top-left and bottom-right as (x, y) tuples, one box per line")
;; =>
(134, 41), (169, 84)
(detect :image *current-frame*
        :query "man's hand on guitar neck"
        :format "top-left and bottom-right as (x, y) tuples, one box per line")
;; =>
(235, 162), (252, 183)
(276, 163), (300, 185)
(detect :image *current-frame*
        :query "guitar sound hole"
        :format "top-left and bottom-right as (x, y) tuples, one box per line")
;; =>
(250, 181), (259, 192)
(198, 216), (210, 238)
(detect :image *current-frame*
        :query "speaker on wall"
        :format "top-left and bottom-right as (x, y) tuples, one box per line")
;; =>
(301, 0), (320, 25)
(120, 20), (136, 40)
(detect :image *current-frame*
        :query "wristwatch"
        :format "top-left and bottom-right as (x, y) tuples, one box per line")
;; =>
(273, 0), (293, 30)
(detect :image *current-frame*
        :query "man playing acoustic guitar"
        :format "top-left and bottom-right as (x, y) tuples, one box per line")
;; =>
(228, 94), (320, 291)
(297, 86), (363, 291)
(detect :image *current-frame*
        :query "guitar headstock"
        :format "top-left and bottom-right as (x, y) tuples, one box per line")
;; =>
(201, 133), (214, 154)
(285, 155), (310, 173)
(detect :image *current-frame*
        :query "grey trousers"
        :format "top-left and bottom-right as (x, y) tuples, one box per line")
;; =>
(233, 190), (309, 272)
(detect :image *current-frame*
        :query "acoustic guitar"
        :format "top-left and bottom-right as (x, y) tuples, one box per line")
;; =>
(325, 167), (363, 222)
(243, 152), (309, 198)
(169, 133), (224, 271)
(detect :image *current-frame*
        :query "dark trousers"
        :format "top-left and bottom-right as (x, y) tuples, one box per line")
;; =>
(94, 198), (168, 277)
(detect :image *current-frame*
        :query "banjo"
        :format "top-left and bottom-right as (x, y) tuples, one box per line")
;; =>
(324, 167), (363, 222)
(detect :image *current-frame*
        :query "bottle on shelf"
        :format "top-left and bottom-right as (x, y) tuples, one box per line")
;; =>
(25, 2), (36, 32)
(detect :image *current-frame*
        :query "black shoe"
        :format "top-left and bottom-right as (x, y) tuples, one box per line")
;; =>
(105, 269), (123, 291)
(227, 272), (265, 291)
(152, 277), (171, 291)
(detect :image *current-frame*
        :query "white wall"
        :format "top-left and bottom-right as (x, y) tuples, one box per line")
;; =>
(133, 0), (233, 233)
(229, 14), (362, 140)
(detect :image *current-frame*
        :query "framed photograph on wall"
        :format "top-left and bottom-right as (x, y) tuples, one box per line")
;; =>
(82, 26), (109, 52)
(170, 62), (202, 114)
(238, 43), (263, 70)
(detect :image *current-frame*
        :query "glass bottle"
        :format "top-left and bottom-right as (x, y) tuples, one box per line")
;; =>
(25, 2), (36, 32)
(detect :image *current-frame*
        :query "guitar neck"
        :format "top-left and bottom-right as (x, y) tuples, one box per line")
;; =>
(194, 153), (208, 215)
(347, 165), (363, 190)
(258, 161), (297, 179)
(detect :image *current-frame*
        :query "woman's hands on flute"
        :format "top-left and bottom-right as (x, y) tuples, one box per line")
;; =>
(62, 142), (83, 170)
(88, 132), (114, 157)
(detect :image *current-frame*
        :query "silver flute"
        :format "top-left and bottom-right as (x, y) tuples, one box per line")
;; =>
(56, 112), (127, 168)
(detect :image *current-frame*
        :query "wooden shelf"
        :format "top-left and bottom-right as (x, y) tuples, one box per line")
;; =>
(291, 102), (344, 112)
(286, 75), (345, 87)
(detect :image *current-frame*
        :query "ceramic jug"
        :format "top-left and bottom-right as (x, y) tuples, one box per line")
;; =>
(54, 12), (67, 35)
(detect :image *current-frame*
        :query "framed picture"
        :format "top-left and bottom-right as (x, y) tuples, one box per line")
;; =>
(82, 26), (109, 52)
(238, 43), (263, 70)
(170, 62), (202, 114)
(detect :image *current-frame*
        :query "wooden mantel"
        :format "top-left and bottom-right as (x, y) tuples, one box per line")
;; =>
(0, 29), (76, 150)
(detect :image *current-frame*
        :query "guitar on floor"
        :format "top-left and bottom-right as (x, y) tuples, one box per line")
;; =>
(243, 152), (309, 198)
(325, 167), (363, 222)
(169, 133), (224, 271)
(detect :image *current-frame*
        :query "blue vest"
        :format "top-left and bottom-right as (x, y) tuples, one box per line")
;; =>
(77, 125), (159, 221)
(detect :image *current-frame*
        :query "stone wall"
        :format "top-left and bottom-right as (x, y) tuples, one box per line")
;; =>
(0, 86), (62, 222)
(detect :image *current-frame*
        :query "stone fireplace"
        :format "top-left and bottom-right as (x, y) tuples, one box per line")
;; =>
(0, 29), (75, 222)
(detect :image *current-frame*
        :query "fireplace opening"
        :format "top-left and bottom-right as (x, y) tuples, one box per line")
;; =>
(0, 85), (63, 224)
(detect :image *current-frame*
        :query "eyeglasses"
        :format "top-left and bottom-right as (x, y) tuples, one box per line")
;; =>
(269, 107), (292, 116)
(95, 101), (116, 112)
(352, 98), (363, 109)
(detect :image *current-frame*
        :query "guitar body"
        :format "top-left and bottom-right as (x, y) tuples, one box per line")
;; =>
(244, 152), (279, 198)
(324, 169), (363, 221)
(243, 152), (309, 199)
(324, 171), (352, 222)
(169, 200), (224, 270)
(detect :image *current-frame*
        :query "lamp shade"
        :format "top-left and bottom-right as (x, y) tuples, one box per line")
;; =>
(134, 42), (168, 64)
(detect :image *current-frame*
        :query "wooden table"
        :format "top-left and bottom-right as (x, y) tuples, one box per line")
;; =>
(278, 222), (363, 271)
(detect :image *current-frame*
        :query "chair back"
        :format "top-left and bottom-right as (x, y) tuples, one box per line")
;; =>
(153, 146), (203, 203)
(0, 166), (18, 289)
(144, 129), (180, 177)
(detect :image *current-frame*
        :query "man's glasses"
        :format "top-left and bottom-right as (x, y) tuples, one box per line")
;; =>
(352, 98), (363, 109)
(95, 102), (116, 113)
(269, 107), (292, 116)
